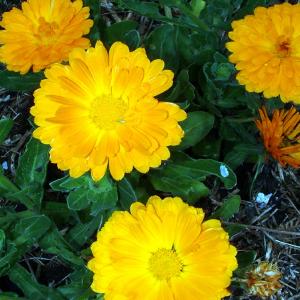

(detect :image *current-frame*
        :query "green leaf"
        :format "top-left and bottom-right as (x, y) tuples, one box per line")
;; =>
(0, 242), (19, 276)
(236, 250), (257, 269)
(8, 264), (65, 300)
(0, 118), (13, 144)
(13, 215), (51, 243)
(67, 188), (90, 211)
(178, 111), (214, 150)
(150, 176), (209, 204)
(118, 178), (138, 210)
(0, 229), (5, 252)
(0, 70), (44, 91)
(50, 175), (89, 192)
(190, 0), (206, 16)
(90, 186), (118, 216)
(105, 20), (140, 48)
(152, 152), (237, 189)
(213, 195), (241, 220)
(39, 226), (84, 266)
(165, 69), (195, 104)
(224, 143), (262, 169)
(66, 213), (104, 248)
(15, 137), (49, 209)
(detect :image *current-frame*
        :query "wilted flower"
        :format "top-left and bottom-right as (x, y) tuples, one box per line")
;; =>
(0, 0), (93, 73)
(255, 106), (300, 168)
(226, 3), (300, 103)
(247, 261), (282, 298)
(31, 41), (186, 181)
(88, 196), (238, 300)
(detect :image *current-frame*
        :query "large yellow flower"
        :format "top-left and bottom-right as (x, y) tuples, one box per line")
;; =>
(256, 106), (300, 168)
(226, 3), (300, 103)
(88, 196), (238, 300)
(0, 0), (93, 74)
(31, 41), (186, 181)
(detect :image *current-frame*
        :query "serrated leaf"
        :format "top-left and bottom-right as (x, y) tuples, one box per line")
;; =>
(0, 118), (13, 144)
(8, 264), (65, 300)
(178, 111), (214, 150)
(213, 195), (241, 220)
(0, 70), (44, 91)
(90, 187), (118, 216)
(15, 137), (49, 209)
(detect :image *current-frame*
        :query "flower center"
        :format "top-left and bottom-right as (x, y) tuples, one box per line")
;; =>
(148, 248), (183, 280)
(276, 36), (291, 58)
(34, 17), (59, 44)
(89, 95), (128, 130)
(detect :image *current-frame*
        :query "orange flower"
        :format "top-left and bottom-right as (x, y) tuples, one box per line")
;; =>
(0, 0), (93, 74)
(256, 106), (300, 168)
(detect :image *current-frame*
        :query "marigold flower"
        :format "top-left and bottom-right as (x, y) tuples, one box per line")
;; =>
(31, 41), (186, 181)
(247, 261), (282, 298)
(226, 3), (300, 103)
(0, 0), (93, 74)
(255, 106), (300, 168)
(88, 195), (238, 300)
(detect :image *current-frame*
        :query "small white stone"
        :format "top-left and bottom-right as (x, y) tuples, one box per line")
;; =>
(220, 164), (229, 177)
(256, 192), (272, 207)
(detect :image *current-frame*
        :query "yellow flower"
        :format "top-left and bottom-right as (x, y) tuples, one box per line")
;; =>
(88, 196), (238, 300)
(247, 261), (282, 298)
(226, 3), (300, 103)
(255, 106), (300, 168)
(0, 0), (93, 74)
(31, 41), (186, 181)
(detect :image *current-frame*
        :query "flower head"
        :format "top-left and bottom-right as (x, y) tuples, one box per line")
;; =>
(247, 261), (282, 298)
(88, 195), (238, 300)
(0, 0), (93, 74)
(226, 3), (300, 103)
(31, 41), (186, 181)
(255, 106), (300, 168)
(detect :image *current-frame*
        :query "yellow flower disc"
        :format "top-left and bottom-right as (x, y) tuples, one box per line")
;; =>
(0, 0), (93, 74)
(226, 3), (300, 103)
(31, 41), (187, 181)
(88, 196), (238, 300)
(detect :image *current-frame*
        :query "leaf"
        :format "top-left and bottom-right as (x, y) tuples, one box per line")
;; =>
(15, 137), (49, 209)
(0, 70), (44, 91)
(178, 111), (214, 150)
(236, 250), (257, 269)
(0, 229), (5, 252)
(150, 176), (209, 204)
(13, 215), (51, 243)
(165, 69), (195, 103)
(39, 226), (84, 266)
(213, 195), (241, 220)
(8, 264), (65, 300)
(66, 213), (104, 248)
(152, 152), (237, 189)
(0, 118), (13, 144)
(105, 20), (140, 48)
(50, 175), (89, 192)
(67, 188), (90, 211)
(118, 178), (138, 210)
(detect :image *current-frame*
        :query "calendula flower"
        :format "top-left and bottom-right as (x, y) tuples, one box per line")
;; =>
(31, 41), (186, 181)
(226, 3), (300, 103)
(255, 106), (300, 168)
(0, 0), (93, 74)
(88, 195), (238, 300)
(247, 261), (282, 298)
